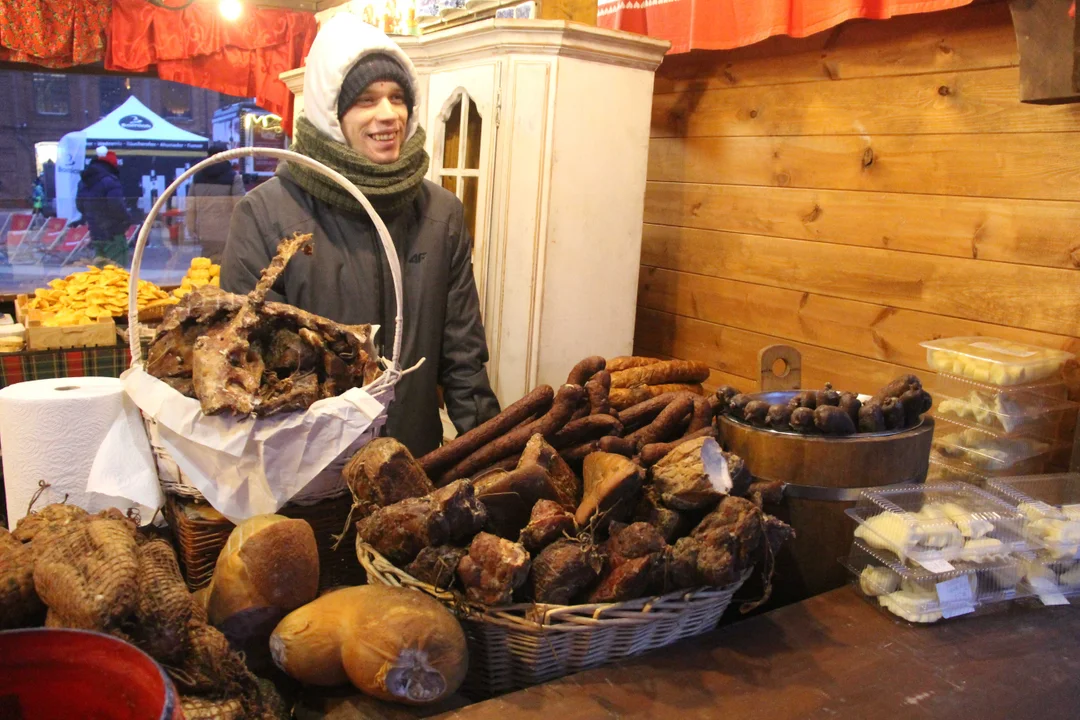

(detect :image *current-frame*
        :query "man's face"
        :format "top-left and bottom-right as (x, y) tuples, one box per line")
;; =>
(340, 80), (409, 164)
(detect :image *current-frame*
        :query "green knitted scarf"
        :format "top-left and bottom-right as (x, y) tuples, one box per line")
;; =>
(288, 114), (430, 217)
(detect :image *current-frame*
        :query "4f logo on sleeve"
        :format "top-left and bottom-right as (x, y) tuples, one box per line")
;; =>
(408, 252), (427, 264)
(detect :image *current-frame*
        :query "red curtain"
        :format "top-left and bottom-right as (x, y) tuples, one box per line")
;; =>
(0, 0), (110, 67)
(598, 0), (976, 54)
(106, 0), (316, 132)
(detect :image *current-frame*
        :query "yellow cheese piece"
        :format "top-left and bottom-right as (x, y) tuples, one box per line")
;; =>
(937, 502), (994, 540)
(911, 507), (965, 550)
(960, 537), (1007, 563)
(1018, 501), (1060, 523)
(856, 510), (963, 558)
(879, 590), (942, 623)
(855, 513), (918, 558)
(859, 566), (899, 597)
(1030, 518), (1080, 560)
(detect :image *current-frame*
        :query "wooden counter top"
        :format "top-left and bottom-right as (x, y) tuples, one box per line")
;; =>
(431, 589), (1080, 719)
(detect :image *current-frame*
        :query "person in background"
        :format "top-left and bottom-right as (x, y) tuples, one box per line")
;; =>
(30, 178), (45, 215)
(186, 142), (245, 263)
(76, 146), (130, 266)
(222, 15), (500, 457)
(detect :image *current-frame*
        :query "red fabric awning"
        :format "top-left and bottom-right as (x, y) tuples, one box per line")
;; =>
(598, 0), (978, 54)
(0, 0), (109, 67)
(105, 0), (315, 132)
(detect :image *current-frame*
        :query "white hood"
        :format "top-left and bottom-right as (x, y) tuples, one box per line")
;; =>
(303, 14), (421, 145)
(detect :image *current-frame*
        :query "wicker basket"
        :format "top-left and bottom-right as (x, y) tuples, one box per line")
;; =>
(125, 147), (407, 509)
(163, 494), (232, 589)
(358, 539), (750, 698)
(136, 300), (176, 324)
(166, 493), (364, 592)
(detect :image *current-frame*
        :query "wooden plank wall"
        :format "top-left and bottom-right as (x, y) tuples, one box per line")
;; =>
(634, 1), (1080, 396)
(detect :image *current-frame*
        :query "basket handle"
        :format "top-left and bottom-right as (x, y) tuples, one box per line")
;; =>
(126, 147), (404, 375)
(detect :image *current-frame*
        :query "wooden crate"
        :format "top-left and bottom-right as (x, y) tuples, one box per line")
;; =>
(14, 294), (29, 326)
(17, 295), (116, 351)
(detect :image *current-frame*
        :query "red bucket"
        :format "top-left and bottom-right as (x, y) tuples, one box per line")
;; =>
(0, 628), (182, 719)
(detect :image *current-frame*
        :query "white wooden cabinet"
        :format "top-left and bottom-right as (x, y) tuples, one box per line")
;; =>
(282, 18), (668, 412)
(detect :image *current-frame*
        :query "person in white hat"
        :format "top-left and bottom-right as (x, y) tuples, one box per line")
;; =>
(222, 15), (499, 457)
(76, 145), (130, 265)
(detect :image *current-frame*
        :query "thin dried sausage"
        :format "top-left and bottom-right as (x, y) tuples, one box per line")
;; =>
(419, 385), (554, 475)
(567, 356), (606, 386)
(438, 385), (585, 484)
(610, 360), (710, 389)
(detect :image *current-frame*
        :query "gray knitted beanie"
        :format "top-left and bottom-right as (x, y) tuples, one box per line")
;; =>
(337, 53), (415, 119)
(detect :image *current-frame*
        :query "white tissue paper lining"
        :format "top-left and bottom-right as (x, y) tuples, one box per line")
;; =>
(99, 365), (388, 523)
(85, 389), (164, 514)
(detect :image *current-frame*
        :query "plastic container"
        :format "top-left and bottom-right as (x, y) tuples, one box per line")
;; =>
(0, 321), (25, 352)
(1016, 550), (1080, 603)
(847, 482), (1027, 566)
(921, 337), (1074, 387)
(986, 473), (1080, 561)
(926, 456), (991, 487)
(932, 374), (1077, 440)
(840, 539), (1026, 623)
(931, 415), (1058, 477)
(935, 373), (1070, 403)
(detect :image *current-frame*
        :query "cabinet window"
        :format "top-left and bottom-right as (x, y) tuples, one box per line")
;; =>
(438, 92), (483, 239)
(162, 82), (192, 120)
(33, 74), (70, 116)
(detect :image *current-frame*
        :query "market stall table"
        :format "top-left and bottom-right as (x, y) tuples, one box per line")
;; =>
(414, 588), (1078, 719)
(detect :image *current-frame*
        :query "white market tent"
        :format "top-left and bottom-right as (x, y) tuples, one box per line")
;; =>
(82, 96), (209, 148)
(56, 96), (209, 221)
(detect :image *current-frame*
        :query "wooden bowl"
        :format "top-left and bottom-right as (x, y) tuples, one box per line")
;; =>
(719, 399), (934, 605)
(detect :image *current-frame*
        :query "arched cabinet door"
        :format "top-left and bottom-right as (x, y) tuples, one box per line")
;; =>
(424, 62), (501, 317)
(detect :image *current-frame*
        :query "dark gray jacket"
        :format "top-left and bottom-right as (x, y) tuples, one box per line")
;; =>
(186, 162), (245, 262)
(221, 167), (500, 457)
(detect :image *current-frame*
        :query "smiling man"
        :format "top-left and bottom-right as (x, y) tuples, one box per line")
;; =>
(221, 14), (500, 456)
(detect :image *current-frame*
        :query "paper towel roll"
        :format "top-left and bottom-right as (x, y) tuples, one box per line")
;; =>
(0, 377), (154, 527)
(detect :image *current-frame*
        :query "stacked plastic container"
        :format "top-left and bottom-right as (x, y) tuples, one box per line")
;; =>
(842, 479), (1080, 623)
(987, 473), (1080, 605)
(842, 483), (1030, 623)
(920, 337), (1078, 484)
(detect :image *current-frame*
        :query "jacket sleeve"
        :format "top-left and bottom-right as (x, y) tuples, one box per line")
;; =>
(221, 195), (285, 302)
(439, 204), (501, 434)
(231, 174), (246, 197)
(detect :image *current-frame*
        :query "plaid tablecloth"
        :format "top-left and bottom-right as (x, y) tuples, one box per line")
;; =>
(0, 342), (132, 387)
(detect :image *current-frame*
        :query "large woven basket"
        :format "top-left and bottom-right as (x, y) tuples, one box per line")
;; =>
(126, 147), (407, 508)
(358, 539), (750, 698)
(166, 493), (363, 591)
